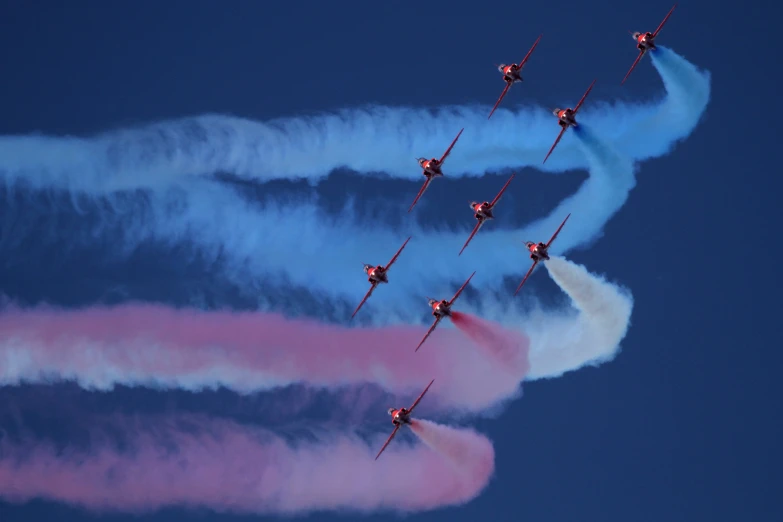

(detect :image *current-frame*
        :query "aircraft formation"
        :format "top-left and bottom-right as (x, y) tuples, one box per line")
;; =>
(358, 5), (679, 461)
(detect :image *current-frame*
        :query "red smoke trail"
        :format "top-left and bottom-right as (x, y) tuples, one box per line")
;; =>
(0, 416), (494, 514)
(410, 419), (495, 494)
(451, 311), (531, 376)
(0, 304), (529, 412)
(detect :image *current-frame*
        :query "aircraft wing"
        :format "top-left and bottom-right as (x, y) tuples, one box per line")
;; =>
(408, 177), (432, 213)
(374, 424), (401, 461)
(489, 173), (515, 206)
(438, 128), (464, 164)
(514, 260), (539, 296)
(652, 4), (677, 37)
(415, 316), (442, 352)
(573, 79), (596, 114)
(458, 220), (484, 256)
(543, 126), (568, 164)
(488, 82), (512, 120)
(621, 50), (645, 85)
(517, 34), (542, 68)
(351, 282), (378, 319)
(407, 378), (435, 412)
(384, 236), (411, 271)
(545, 213), (571, 248)
(449, 271), (476, 305)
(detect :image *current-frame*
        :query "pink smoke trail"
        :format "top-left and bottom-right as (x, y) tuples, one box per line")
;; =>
(0, 416), (494, 514)
(0, 304), (530, 412)
(410, 419), (495, 489)
(451, 311), (531, 374)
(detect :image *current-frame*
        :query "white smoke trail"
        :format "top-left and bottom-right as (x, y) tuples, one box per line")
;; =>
(431, 255), (633, 381)
(522, 256), (634, 379)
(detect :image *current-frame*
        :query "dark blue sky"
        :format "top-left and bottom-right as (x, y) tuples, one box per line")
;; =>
(1, 1), (780, 522)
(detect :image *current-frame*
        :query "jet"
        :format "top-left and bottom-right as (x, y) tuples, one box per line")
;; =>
(415, 272), (476, 352)
(488, 34), (543, 120)
(543, 80), (596, 164)
(459, 173), (516, 256)
(514, 213), (571, 295)
(375, 379), (435, 461)
(352, 237), (412, 319)
(409, 128), (465, 213)
(622, 4), (678, 85)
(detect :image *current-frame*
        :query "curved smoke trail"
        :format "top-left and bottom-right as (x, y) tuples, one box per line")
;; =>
(0, 47), (687, 518)
(0, 48), (708, 316)
(0, 415), (494, 514)
(526, 257), (634, 379)
(0, 48), (708, 192)
(22, 135), (629, 320)
(0, 257), (630, 407)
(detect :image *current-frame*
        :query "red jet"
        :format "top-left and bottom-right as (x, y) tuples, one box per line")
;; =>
(352, 237), (412, 319)
(415, 271), (475, 352)
(543, 80), (596, 164)
(459, 173), (516, 256)
(409, 128), (464, 213)
(488, 34), (543, 120)
(514, 213), (570, 295)
(375, 379), (435, 461)
(622, 4), (678, 85)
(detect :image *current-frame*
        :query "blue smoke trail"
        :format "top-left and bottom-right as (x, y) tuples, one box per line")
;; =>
(0, 47), (707, 190)
(0, 48), (709, 319)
